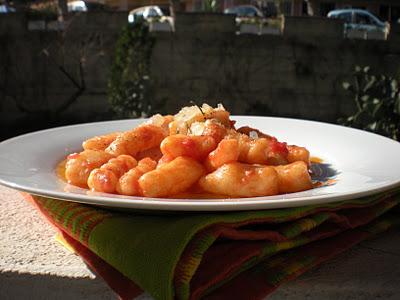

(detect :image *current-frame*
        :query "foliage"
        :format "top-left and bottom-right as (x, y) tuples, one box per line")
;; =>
(340, 66), (400, 141)
(203, 0), (217, 12)
(108, 22), (157, 118)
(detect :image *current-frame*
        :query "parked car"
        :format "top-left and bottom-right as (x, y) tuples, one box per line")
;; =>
(68, 1), (109, 12)
(327, 9), (390, 39)
(128, 5), (170, 23)
(224, 5), (265, 26)
(224, 5), (264, 18)
(0, 4), (16, 13)
(68, 1), (87, 12)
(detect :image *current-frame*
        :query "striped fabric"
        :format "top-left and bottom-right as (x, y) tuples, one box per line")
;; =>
(26, 190), (400, 300)
(31, 196), (113, 245)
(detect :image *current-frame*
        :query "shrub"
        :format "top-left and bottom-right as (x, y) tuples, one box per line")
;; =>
(340, 66), (400, 141)
(108, 22), (155, 118)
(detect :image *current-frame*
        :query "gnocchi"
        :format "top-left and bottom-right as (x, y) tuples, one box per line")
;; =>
(63, 104), (314, 198)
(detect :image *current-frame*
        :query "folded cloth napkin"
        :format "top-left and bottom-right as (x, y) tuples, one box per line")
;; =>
(24, 191), (400, 300)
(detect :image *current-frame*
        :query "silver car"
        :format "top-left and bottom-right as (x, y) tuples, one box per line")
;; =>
(327, 9), (390, 39)
(224, 5), (264, 18)
(0, 4), (15, 13)
(224, 5), (265, 26)
(128, 6), (165, 23)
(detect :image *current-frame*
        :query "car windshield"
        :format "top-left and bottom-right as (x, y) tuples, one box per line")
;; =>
(135, 11), (144, 17)
(355, 13), (373, 25)
(147, 8), (160, 17)
(335, 12), (352, 23)
(225, 6), (259, 17)
(329, 10), (385, 26)
(238, 7), (258, 17)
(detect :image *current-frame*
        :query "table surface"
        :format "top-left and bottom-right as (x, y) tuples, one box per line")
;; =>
(1, 184), (400, 300)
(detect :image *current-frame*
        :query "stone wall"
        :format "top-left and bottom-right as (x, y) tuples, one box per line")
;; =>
(151, 14), (399, 122)
(1, 12), (399, 140)
(0, 12), (128, 139)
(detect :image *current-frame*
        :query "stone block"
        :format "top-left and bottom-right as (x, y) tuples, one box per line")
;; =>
(47, 21), (64, 31)
(27, 20), (46, 31)
(284, 16), (344, 39)
(346, 29), (367, 40)
(0, 13), (26, 35)
(240, 24), (260, 35)
(260, 26), (281, 35)
(149, 21), (172, 32)
(175, 13), (235, 34)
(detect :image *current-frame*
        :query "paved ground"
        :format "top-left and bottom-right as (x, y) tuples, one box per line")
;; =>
(1, 185), (400, 299)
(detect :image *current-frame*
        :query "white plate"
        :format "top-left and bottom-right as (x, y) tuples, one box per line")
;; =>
(1, 116), (400, 211)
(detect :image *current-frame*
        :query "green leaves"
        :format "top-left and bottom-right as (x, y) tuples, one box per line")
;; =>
(342, 82), (351, 90)
(339, 66), (400, 141)
(108, 22), (155, 118)
(203, 0), (217, 12)
(395, 94), (400, 114)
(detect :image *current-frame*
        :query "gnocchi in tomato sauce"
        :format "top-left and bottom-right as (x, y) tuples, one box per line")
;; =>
(63, 104), (313, 198)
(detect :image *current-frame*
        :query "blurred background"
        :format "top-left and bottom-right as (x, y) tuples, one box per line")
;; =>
(1, 0), (399, 141)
